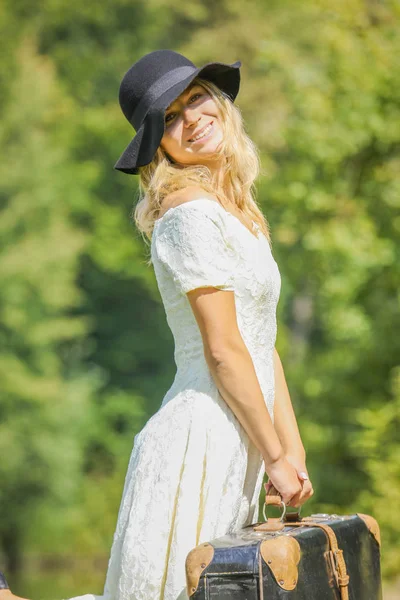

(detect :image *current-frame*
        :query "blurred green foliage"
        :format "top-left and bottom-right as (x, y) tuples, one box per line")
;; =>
(0, 0), (399, 596)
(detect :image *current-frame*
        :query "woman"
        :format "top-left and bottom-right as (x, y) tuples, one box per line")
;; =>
(0, 49), (313, 600)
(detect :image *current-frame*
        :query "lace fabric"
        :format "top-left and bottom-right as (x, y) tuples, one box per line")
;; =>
(65, 198), (281, 600)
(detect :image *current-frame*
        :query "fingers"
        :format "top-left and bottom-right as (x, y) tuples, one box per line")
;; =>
(264, 480), (302, 507)
(264, 481), (273, 494)
(264, 478), (314, 508)
(264, 480), (302, 506)
(287, 479), (314, 508)
(282, 485), (302, 507)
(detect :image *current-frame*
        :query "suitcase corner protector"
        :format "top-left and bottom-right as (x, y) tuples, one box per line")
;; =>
(260, 535), (301, 591)
(185, 542), (214, 596)
(356, 513), (381, 547)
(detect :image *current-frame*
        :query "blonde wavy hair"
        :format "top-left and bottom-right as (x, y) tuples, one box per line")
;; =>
(132, 76), (271, 264)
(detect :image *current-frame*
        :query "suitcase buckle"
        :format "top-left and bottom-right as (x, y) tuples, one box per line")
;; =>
(329, 549), (350, 589)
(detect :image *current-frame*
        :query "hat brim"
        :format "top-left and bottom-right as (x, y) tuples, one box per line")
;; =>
(114, 60), (241, 175)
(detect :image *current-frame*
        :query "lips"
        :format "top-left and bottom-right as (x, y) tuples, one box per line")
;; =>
(188, 121), (214, 143)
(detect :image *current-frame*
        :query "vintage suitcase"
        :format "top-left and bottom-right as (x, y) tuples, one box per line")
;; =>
(185, 488), (382, 599)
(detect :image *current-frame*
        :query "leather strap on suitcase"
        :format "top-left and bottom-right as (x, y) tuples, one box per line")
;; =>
(262, 488), (350, 600)
(288, 519), (350, 600)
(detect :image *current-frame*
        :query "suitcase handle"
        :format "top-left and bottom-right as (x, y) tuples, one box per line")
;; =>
(253, 485), (293, 532)
(254, 485), (302, 532)
(263, 484), (302, 522)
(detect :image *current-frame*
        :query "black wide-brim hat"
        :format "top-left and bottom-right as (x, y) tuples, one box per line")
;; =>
(114, 50), (241, 175)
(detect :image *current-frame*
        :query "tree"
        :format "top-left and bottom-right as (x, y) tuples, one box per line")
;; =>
(0, 38), (95, 574)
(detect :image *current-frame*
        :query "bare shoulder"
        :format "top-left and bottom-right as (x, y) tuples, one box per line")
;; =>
(159, 185), (219, 218)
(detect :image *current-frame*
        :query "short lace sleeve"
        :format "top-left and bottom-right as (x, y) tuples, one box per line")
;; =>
(153, 199), (238, 295)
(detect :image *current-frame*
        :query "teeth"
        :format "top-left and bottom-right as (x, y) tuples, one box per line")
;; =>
(190, 123), (212, 142)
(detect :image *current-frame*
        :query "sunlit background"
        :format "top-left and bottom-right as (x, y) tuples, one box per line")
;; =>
(0, 0), (399, 598)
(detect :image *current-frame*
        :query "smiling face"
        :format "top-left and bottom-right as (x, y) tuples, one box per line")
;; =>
(160, 82), (224, 168)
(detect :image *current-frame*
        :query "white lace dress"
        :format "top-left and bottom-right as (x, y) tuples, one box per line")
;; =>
(67, 198), (281, 600)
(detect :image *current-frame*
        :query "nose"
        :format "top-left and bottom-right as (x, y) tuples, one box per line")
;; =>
(182, 106), (200, 128)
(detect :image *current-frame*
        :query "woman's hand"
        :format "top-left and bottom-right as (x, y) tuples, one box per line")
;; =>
(265, 452), (314, 508)
(263, 455), (303, 506)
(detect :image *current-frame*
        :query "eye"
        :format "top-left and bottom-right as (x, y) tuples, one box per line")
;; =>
(165, 112), (175, 125)
(164, 93), (203, 126)
(189, 93), (202, 103)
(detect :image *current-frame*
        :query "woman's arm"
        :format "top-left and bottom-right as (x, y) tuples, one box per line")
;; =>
(186, 286), (303, 505)
(272, 347), (305, 458)
(271, 347), (314, 504)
